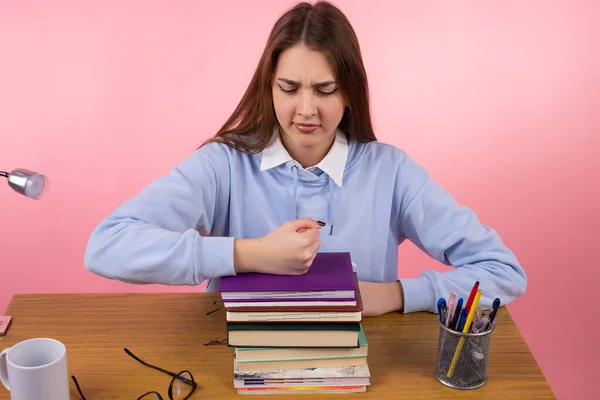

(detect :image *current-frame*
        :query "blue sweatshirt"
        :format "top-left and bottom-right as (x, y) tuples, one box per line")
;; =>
(84, 131), (527, 313)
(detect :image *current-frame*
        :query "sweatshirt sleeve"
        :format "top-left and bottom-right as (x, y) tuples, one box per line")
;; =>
(396, 158), (527, 314)
(83, 144), (235, 285)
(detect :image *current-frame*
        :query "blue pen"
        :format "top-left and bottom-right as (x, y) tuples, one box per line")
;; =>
(450, 298), (463, 330)
(488, 298), (501, 324)
(441, 301), (448, 324)
(437, 298), (447, 324)
(456, 308), (468, 332)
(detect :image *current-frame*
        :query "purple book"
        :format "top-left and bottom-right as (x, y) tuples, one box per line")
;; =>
(222, 297), (356, 303)
(218, 252), (356, 296)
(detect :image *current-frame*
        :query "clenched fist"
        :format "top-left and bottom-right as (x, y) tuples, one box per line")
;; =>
(233, 218), (325, 275)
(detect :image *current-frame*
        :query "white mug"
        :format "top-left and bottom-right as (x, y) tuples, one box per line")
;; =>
(0, 338), (70, 400)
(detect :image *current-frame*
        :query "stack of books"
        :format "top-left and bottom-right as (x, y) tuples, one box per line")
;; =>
(218, 252), (370, 395)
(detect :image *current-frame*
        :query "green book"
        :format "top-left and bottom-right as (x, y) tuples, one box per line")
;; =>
(227, 322), (361, 348)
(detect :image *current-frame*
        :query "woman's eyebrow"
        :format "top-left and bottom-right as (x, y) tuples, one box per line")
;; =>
(276, 78), (337, 88)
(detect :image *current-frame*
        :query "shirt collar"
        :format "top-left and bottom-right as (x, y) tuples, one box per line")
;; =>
(260, 128), (348, 187)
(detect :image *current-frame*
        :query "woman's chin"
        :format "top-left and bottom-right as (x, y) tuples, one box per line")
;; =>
(281, 126), (333, 150)
(294, 134), (323, 149)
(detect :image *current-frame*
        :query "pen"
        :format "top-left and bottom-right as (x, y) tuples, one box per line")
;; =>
(441, 302), (448, 324)
(456, 308), (468, 332)
(437, 298), (447, 324)
(475, 306), (482, 325)
(464, 280), (480, 314)
(450, 298), (463, 330)
(472, 315), (490, 333)
(488, 298), (501, 325)
(469, 306), (482, 332)
(446, 291), (458, 327)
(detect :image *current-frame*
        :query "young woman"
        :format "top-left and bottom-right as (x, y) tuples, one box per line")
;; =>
(84, 1), (527, 317)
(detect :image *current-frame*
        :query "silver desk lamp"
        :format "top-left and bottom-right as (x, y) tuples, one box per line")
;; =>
(0, 168), (49, 199)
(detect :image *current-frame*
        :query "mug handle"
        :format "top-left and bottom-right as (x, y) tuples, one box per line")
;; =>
(0, 348), (10, 391)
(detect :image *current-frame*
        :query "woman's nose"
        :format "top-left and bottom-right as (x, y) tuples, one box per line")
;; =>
(297, 91), (317, 118)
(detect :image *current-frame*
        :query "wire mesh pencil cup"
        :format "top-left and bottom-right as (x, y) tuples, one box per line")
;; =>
(434, 319), (495, 390)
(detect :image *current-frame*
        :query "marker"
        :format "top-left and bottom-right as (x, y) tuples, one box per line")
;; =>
(467, 290), (483, 329)
(488, 298), (501, 324)
(464, 280), (480, 313)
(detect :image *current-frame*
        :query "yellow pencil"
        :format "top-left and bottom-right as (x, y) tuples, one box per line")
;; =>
(446, 289), (482, 377)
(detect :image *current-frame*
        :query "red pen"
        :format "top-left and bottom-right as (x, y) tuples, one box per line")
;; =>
(464, 280), (480, 313)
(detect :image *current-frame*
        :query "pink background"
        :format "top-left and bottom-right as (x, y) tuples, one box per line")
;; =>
(1, 1), (598, 398)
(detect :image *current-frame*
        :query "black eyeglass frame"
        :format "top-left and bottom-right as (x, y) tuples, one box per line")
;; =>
(71, 347), (198, 400)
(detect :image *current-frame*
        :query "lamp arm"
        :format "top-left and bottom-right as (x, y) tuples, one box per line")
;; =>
(0, 171), (8, 178)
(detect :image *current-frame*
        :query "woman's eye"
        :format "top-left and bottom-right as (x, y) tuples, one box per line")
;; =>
(318, 88), (338, 95)
(278, 85), (338, 95)
(278, 85), (296, 93)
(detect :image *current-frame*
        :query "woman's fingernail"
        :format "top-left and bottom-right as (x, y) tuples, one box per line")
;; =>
(317, 221), (326, 226)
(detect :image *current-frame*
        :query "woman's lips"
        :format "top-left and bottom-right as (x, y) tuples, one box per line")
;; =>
(294, 123), (319, 133)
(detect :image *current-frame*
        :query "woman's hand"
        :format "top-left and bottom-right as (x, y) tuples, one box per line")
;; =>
(234, 218), (325, 275)
(358, 281), (404, 317)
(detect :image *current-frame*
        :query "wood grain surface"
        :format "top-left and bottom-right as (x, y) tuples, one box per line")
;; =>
(0, 293), (555, 399)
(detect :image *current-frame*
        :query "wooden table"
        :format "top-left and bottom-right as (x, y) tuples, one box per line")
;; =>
(0, 293), (555, 399)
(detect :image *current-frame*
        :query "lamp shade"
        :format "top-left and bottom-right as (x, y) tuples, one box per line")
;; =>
(6, 168), (49, 199)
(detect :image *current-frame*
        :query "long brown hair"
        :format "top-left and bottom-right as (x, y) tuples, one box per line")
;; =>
(202, 1), (377, 154)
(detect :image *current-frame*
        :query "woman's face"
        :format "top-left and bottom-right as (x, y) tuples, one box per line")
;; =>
(272, 43), (346, 162)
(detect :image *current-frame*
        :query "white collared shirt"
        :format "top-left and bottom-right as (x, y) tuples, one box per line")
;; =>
(259, 129), (348, 187)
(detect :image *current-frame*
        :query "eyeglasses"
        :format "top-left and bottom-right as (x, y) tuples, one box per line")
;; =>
(206, 300), (222, 316)
(71, 347), (198, 400)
